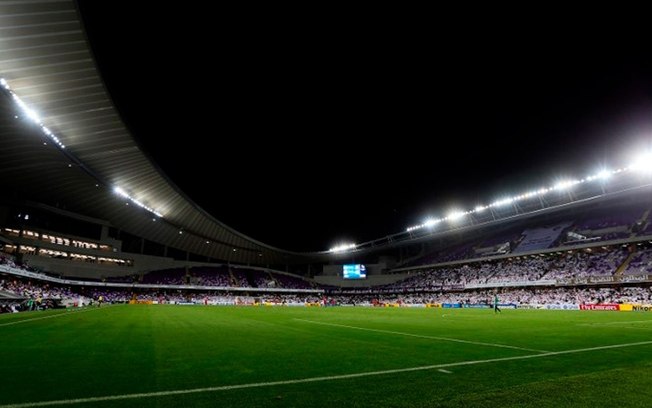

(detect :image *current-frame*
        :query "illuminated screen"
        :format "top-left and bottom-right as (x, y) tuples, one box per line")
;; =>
(343, 264), (366, 279)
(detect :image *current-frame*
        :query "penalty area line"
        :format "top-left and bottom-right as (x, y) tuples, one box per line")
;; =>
(2, 339), (652, 407)
(294, 318), (549, 353)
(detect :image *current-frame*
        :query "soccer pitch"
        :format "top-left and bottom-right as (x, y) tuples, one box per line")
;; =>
(2, 306), (652, 407)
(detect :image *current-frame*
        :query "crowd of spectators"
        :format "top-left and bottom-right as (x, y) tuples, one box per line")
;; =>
(2, 270), (652, 312)
(625, 248), (652, 275)
(375, 247), (633, 293)
(323, 286), (652, 306)
(140, 266), (313, 289)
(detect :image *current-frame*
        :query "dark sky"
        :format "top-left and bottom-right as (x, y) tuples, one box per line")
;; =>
(76, 2), (652, 252)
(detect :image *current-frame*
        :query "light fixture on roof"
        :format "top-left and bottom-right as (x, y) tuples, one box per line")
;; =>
(492, 197), (514, 207)
(424, 218), (440, 228)
(113, 186), (163, 218)
(329, 243), (356, 253)
(630, 153), (652, 173)
(13, 94), (41, 123)
(447, 211), (464, 221)
(553, 179), (580, 191)
(406, 161), (628, 231)
(114, 186), (126, 197)
(596, 169), (611, 180)
(1, 77), (65, 149)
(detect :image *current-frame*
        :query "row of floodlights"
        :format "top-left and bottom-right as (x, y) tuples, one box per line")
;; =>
(113, 187), (163, 218)
(1, 78), (65, 149)
(406, 157), (652, 233)
(1, 77), (163, 219)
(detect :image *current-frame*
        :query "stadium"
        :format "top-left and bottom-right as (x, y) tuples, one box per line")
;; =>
(2, 2), (652, 407)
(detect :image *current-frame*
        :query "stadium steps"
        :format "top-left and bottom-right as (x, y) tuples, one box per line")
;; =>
(614, 251), (637, 276)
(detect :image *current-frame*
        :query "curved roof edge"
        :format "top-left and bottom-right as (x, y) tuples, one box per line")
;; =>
(0, 0), (310, 264)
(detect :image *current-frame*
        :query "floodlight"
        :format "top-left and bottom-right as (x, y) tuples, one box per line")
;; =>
(329, 243), (356, 253)
(554, 180), (579, 191)
(113, 186), (128, 197)
(493, 198), (514, 207)
(630, 153), (652, 173)
(424, 218), (439, 227)
(596, 170), (611, 180)
(13, 95), (41, 123)
(447, 211), (464, 221)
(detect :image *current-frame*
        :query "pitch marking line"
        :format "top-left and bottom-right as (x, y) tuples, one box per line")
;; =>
(2, 340), (652, 408)
(294, 319), (549, 353)
(437, 369), (452, 374)
(0, 307), (109, 328)
(614, 326), (652, 332)
(578, 320), (652, 327)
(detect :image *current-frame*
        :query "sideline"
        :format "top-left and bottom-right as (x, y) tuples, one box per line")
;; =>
(0, 306), (113, 328)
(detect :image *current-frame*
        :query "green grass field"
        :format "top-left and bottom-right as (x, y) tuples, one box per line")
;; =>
(2, 305), (652, 407)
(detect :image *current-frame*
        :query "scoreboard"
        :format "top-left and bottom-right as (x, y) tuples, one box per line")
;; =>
(343, 264), (366, 279)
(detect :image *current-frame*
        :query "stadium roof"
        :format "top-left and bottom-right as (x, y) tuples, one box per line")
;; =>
(0, 0), (315, 265)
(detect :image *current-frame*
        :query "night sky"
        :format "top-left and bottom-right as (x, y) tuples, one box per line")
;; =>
(76, 2), (652, 252)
